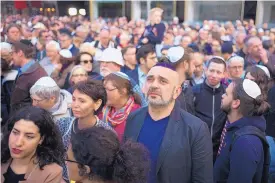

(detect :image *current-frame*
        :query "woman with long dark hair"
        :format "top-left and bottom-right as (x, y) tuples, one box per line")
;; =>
(67, 127), (150, 183)
(1, 106), (65, 183)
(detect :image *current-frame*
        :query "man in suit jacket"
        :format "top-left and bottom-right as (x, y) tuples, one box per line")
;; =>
(59, 28), (79, 57)
(124, 62), (213, 183)
(126, 44), (157, 90)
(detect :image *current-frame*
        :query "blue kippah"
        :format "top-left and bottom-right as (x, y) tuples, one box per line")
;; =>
(153, 62), (176, 71)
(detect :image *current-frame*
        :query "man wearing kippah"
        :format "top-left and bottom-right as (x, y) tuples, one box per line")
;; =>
(214, 79), (270, 183)
(124, 62), (213, 183)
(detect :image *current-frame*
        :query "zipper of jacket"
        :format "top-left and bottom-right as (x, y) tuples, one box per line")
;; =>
(210, 88), (215, 137)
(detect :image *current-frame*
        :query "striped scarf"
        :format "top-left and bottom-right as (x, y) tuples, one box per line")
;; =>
(102, 96), (135, 127)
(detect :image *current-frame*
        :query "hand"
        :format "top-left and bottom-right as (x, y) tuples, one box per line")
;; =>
(142, 38), (148, 44)
(259, 49), (268, 64)
(54, 63), (62, 71)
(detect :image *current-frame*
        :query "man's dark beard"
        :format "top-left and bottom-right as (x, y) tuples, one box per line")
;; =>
(221, 104), (231, 114)
(185, 70), (193, 81)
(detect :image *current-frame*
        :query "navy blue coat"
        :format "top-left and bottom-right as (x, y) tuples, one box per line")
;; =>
(124, 101), (213, 183)
(69, 44), (79, 57)
(125, 66), (139, 86)
(214, 116), (266, 183)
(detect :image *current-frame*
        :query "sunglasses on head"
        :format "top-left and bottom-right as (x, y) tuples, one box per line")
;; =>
(80, 60), (93, 64)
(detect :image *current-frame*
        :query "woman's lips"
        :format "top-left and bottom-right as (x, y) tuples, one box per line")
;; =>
(12, 148), (22, 154)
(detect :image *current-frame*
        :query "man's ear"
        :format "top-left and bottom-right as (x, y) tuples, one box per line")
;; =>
(173, 85), (182, 99)
(140, 57), (145, 65)
(232, 99), (240, 110)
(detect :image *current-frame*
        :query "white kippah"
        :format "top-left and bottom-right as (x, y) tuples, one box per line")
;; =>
(113, 71), (130, 81)
(243, 79), (261, 99)
(256, 65), (271, 78)
(34, 77), (58, 87)
(59, 49), (72, 58)
(167, 46), (185, 63)
(0, 42), (12, 52)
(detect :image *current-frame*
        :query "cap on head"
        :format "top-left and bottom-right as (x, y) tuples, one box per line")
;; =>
(0, 42), (12, 53)
(242, 79), (261, 99)
(167, 46), (184, 63)
(153, 62), (176, 72)
(59, 49), (72, 58)
(113, 71), (130, 81)
(98, 48), (124, 66)
(256, 65), (271, 78)
(33, 22), (46, 30)
(34, 77), (58, 88)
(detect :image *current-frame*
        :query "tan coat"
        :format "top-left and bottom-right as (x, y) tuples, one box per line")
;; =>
(1, 159), (62, 183)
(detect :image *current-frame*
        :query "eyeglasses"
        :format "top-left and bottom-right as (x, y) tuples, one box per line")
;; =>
(72, 74), (87, 77)
(80, 60), (93, 64)
(31, 97), (46, 103)
(104, 87), (117, 91)
(230, 66), (243, 70)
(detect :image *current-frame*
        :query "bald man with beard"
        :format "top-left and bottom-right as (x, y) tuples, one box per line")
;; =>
(124, 62), (213, 183)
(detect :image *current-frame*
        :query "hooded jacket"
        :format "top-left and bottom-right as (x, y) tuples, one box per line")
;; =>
(214, 116), (266, 183)
(51, 90), (72, 122)
(193, 81), (227, 159)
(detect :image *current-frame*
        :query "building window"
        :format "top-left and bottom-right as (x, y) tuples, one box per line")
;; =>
(194, 1), (243, 21)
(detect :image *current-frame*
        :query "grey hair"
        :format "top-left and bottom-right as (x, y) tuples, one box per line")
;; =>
(227, 56), (244, 67)
(46, 40), (61, 51)
(30, 84), (60, 102)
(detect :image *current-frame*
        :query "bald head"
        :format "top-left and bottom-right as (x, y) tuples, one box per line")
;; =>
(148, 66), (180, 85)
(145, 66), (181, 108)
(100, 29), (110, 46)
(246, 36), (263, 58)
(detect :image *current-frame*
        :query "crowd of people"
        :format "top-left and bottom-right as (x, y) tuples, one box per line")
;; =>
(1, 7), (275, 183)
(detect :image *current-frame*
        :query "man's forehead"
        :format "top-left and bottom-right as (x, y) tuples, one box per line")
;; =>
(230, 59), (244, 66)
(148, 66), (178, 79)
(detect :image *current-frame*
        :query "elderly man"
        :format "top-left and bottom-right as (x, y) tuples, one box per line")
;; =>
(91, 28), (118, 73)
(30, 76), (72, 123)
(91, 28), (118, 51)
(75, 25), (93, 43)
(223, 56), (244, 86)
(245, 36), (275, 77)
(124, 62), (213, 183)
(95, 47), (147, 107)
(39, 40), (61, 75)
(191, 52), (205, 86)
(30, 76), (72, 183)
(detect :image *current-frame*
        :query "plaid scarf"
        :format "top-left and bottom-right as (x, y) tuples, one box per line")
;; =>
(102, 96), (135, 127)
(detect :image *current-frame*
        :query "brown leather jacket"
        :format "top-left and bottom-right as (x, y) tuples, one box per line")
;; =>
(10, 62), (47, 114)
